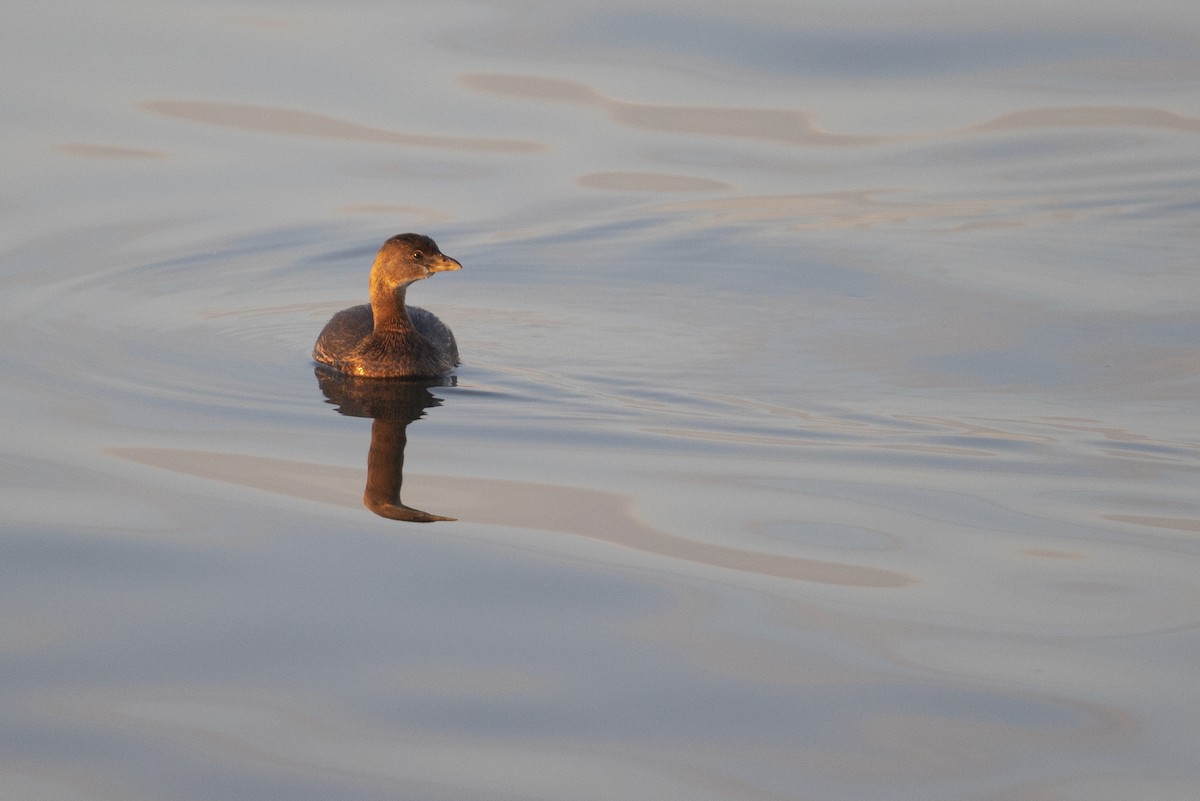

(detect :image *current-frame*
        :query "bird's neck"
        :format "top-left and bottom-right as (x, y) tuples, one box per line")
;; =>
(370, 278), (413, 333)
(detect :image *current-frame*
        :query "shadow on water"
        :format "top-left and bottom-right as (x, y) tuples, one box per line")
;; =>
(315, 365), (457, 523)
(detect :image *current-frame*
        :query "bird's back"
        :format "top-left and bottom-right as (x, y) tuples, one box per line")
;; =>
(313, 303), (458, 376)
(312, 303), (372, 365)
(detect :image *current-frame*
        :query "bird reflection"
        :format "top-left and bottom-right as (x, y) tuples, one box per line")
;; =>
(315, 365), (455, 522)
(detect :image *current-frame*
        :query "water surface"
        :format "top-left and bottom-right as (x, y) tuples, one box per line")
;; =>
(2, 1), (1199, 799)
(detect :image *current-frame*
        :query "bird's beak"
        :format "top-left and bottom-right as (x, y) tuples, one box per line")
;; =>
(430, 254), (462, 273)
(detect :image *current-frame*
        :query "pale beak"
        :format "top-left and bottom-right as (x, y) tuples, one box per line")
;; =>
(430, 254), (462, 273)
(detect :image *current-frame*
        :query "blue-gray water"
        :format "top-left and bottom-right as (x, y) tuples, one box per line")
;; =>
(3, 1), (1199, 799)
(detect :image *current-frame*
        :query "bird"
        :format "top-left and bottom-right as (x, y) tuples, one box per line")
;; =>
(313, 233), (461, 378)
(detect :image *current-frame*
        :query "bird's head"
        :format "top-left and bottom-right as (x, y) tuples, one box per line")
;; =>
(372, 233), (461, 289)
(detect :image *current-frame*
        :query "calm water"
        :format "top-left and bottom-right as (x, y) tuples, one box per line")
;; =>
(3, 1), (1199, 799)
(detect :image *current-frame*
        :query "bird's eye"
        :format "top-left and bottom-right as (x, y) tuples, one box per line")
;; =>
(412, 250), (425, 260)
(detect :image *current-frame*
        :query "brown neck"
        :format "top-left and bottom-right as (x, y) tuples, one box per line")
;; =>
(369, 275), (412, 332)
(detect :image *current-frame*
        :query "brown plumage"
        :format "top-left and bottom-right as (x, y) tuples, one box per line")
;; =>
(313, 233), (461, 378)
